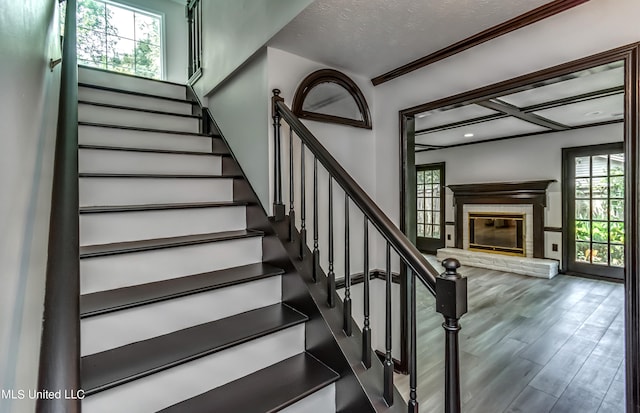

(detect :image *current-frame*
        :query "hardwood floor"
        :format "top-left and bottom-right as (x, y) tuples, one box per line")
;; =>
(394, 257), (625, 413)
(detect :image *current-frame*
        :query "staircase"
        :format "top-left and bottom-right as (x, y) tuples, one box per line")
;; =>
(76, 67), (342, 412)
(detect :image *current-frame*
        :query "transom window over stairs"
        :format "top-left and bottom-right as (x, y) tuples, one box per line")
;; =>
(62, 0), (163, 79)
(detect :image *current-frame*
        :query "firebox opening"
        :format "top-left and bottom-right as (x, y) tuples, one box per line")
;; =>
(468, 213), (525, 256)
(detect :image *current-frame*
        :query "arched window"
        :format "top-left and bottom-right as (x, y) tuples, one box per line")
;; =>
(292, 69), (372, 129)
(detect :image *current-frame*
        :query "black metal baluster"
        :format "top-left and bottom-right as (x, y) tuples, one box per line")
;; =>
(436, 258), (467, 413)
(327, 178), (336, 307)
(383, 242), (393, 406)
(384, 242), (394, 406)
(288, 129), (295, 242)
(271, 90), (284, 221)
(312, 157), (319, 282)
(408, 267), (418, 413)
(299, 142), (306, 259)
(362, 216), (371, 368)
(343, 194), (352, 336)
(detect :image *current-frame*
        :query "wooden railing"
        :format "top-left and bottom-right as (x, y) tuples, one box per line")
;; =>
(36, 0), (80, 412)
(272, 90), (468, 412)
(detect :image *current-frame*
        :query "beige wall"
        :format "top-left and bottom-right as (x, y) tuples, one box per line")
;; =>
(0, 1), (62, 412)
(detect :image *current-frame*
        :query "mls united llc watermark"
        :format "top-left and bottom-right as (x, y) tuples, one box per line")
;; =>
(1, 389), (85, 400)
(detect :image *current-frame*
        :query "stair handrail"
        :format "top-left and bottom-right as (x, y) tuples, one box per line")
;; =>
(273, 94), (439, 293)
(36, 0), (80, 411)
(272, 90), (467, 413)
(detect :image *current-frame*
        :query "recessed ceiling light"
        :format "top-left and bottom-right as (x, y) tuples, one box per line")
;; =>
(464, 133), (474, 138)
(584, 110), (604, 117)
(416, 113), (429, 118)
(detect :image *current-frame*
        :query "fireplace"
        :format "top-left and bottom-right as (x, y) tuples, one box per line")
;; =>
(468, 213), (525, 256)
(448, 180), (555, 259)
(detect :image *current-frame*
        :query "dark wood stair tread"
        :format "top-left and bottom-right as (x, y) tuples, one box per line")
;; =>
(79, 172), (241, 179)
(158, 353), (339, 413)
(79, 201), (248, 214)
(79, 82), (195, 104)
(79, 100), (201, 119)
(78, 121), (219, 137)
(78, 144), (230, 157)
(80, 230), (263, 258)
(80, 263), (284, 317)
(78, 64), (187, 87)
(81, 303), (308, 395)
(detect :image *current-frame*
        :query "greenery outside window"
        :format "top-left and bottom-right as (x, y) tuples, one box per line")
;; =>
(62, 0), (163, 79)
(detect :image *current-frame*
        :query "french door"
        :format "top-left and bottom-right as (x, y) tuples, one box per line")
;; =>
(416, 163), (445, 254)
(564, 143), (625, 279)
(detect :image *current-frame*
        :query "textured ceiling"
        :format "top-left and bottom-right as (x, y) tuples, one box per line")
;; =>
(269, 0), (552, 78)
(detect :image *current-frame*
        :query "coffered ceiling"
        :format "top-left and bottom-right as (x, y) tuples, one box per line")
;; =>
(414, 61), (625, 151)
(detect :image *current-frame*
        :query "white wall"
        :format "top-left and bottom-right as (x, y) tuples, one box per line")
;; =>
(417, 123), (623, 265)
(372, 0), (640, 234)
(0, 1), (61, 412)
(112, 0), (188, 83)
(193, 0), (313, 99)
(208, 51), (270, 209)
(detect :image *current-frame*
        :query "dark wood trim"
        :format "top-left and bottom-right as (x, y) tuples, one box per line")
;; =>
(336, 270), (401, 289)
(544, 226), (563, 233)
(78, 82), (195, 104)
(292, 69), (372, 129)
(37, 0), (80, 411)
(371, 0), (590, 86)
(448, 180), (554, 259)
(416, 113), (507, 135)
(77, 100), (201, 119)
(374, 350), (403, 374)
(625, 43), (640, 413)
(416, 119), (624, 153)
(78, 121), (213, 137)
(402, 43), (639, 117)
(476, 99), (569, 130)
(522, 85), (624, 113)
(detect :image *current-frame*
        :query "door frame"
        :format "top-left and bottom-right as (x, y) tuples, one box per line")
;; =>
(415, 162), (446, 254)
(398, 43), (640, 411)
(562, 142), (625, 280)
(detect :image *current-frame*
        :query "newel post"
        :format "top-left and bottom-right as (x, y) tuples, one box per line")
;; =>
(271, 89), (285, 221)
(436, 258), (467, 413)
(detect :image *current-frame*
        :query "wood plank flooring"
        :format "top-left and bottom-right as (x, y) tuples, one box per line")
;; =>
(394, 257), (625, 413)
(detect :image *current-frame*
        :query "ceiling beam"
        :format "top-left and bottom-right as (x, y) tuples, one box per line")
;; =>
(415, 113), (506, 135)
(477, 99), (570, 130)
(521, 85), (624, 113)
(370, 0), (590, 86)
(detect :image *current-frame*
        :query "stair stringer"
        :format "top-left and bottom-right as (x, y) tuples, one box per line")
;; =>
(204, 107), (405, 413)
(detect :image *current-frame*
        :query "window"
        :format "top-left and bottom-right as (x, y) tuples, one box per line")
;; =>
(416, 163), (445, 253)
(71, 0), (163, 79)
(292, 69), (372, 129)
(564, 143), (625, 279)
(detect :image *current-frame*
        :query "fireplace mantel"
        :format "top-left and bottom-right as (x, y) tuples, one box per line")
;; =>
(448, 180), (555, 258)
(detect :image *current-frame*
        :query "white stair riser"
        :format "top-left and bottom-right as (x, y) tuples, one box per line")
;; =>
(79, 178), (234, 206)
(82, 326), (305, 413)
(280, 384), (336, 413)
(79, 104), (200, 133)
(78, 67), (185, 100)
(79, 87), (193, 114)
(81, 276), (282, 355)
(80, 206), (247, 246)
(80, 237), (263, 294)
(79, 125), (212, 153)
(79, 149), (222, 175)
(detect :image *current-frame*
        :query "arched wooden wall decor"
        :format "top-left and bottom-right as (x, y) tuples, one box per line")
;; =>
(292, 69), (372, 129)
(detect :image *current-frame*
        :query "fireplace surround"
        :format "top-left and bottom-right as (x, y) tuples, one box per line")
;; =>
(448, 180), (555, 258)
